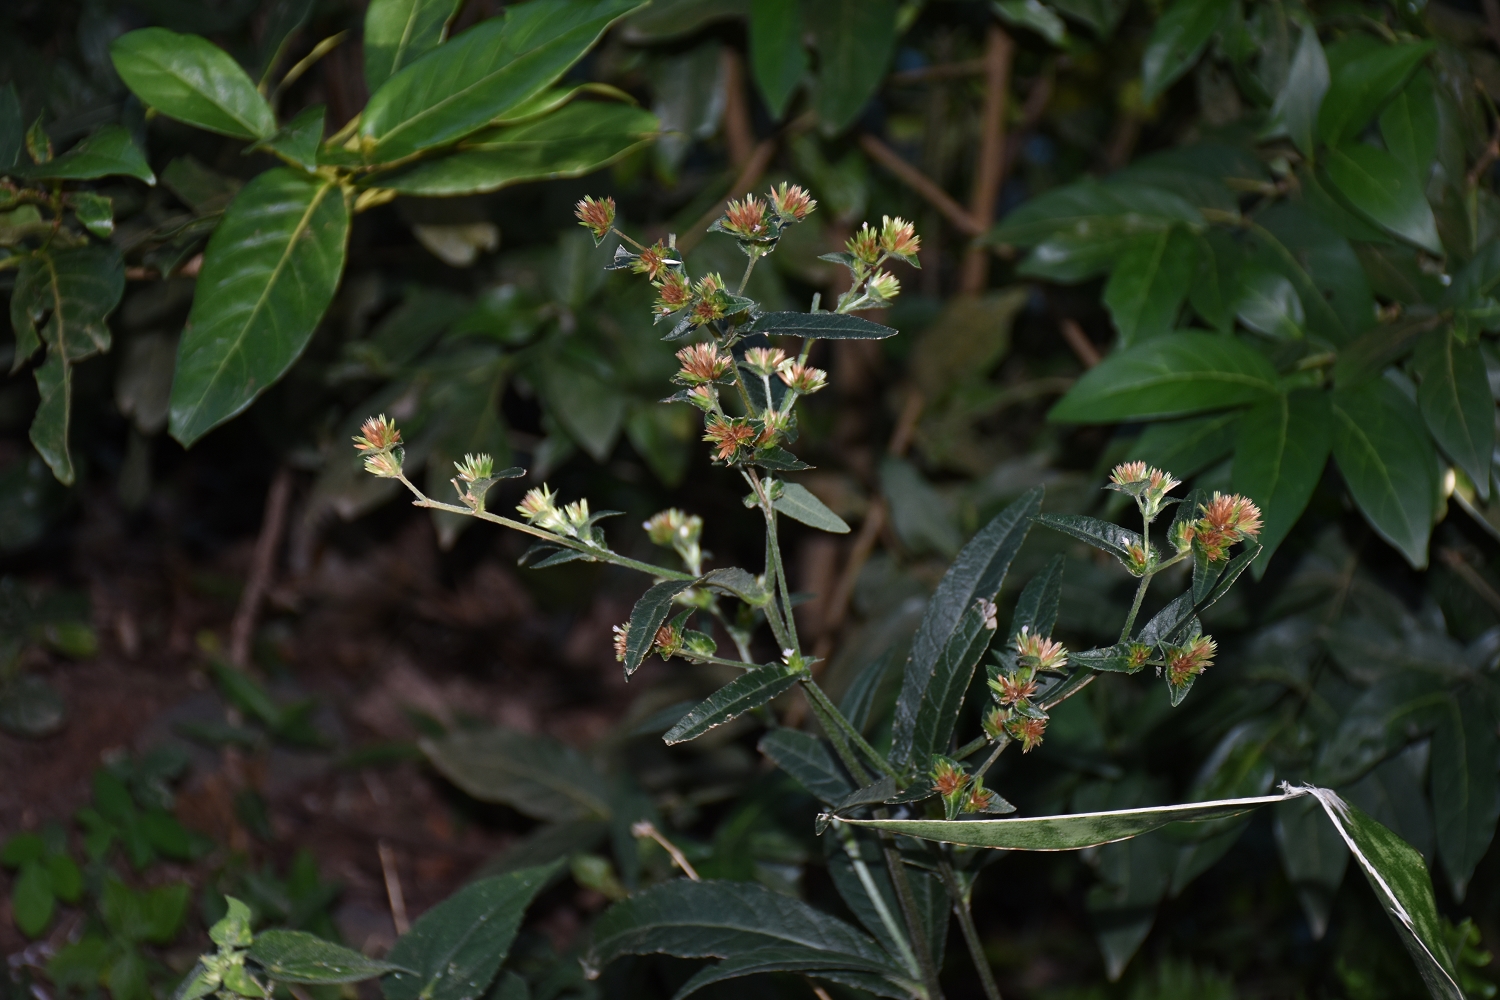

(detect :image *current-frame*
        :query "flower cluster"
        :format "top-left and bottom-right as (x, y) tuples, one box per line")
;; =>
(574, 195), (616, 245)
(516, 485), (604, 546)
(674, 343), (733, 384)
(1108, 461), (1181, 523)
(710, 185), (819, 256)
(1166, 634), (1216, 691)
(985, 626), (1070, 753)
(1184, 493), (1264, 563)
(826, 216), (918, 312)
(929, 755), (1001, 818)
(353, 414), (404, 478)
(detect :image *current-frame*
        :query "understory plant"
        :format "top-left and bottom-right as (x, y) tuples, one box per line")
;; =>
(327, 192), (1470, 1000)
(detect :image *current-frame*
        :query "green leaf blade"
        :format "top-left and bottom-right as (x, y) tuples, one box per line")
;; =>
(1325, 143), (1441, 255)
(745, 311), (896, 340)
(110, 28), (276, 140)
(1331, 379), (1438, 568)
(249, 930), (408, 984)
(169, 169), (350, 446)
(364, 0), (464, 93)
(1231, 390), (1332, 571)
(21, 126), (155, 185)
(1414, 329), (1493, 499)
(421, 727), (613, 822)
(623, 579), (693, 675)
(809, 0), (895, 134)
(1140, 0), (1231, 104)
(749, 0), (806, 118)
(663, 666), (799, 744)
(773, 482), (849, 533)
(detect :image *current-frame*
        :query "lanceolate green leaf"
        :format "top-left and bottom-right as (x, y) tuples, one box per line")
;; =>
(1126, 411), (1239, 478)
(110, 28), (276, 140)
(1305, 787), (1462, 1000)
(1270, 22), (1329, 158)
(758, 729), (854, 804)
(1316, 671), (1451, 786)
(1231, 390), (1332, 571)
(169, 169), (349, 446)
(1049, 332), (1278, 423)
(745, 311), (896, 339)
(663, 666), (800, 745)
(1325, 143), (1442, 255)
(890, 487), (1041, 769)
(809, 0), (896, 134)
(623, 579), (693, 676)
(1380, 69), (1438, 180)
(383, 862), (564, 1000)
(1430, 695), (1499, 902)
(1414, 329), (1493, 499)
(773, 482), (849, 533)
(992, 179), (1203, 248)
(1318, 41), (1435, 147)
(1102, 227), (1195, 346)
(248, 930), (407, 983)
(359, 0), (644, 162)
(1140, 0), (1231, 104)
(21, 126), (155, 185)
(363, 0), (463, 93)
(421, 727), (613, 822)
(1009, 555), (1064, 639)
(848, 791), (1295, 849)
(378, 102), (658, 196)
(585, 879), (896, 976)
(1033, 513), (1144, 569)
(1331, 379), (1438, 568)
(749, 0), (806, 119)
(903, 603), (998, 764)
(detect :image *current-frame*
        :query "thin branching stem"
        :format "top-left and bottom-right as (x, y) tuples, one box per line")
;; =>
(938, 858), (1001, 1000)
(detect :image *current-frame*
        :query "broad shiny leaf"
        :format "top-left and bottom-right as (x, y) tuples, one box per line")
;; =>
(749, 0), (806, 118)
(1270, 22), (1328, 158)
(1049, 332), (1279, 423)
(1231, 390), (1332, 571)
(809, 0), (895, 134)
(363, 0), (463, 92)
(1414, 329), (1493, 499)
(21, 126), (155, 185)
(1140, 0), (1231, 103)
(758, 729), (854, 804)
(1318, 41), (1434, 147)
(421, 727), (613, 821)
(1380, 69), (1438, 180)
(773, 482), (849, 533)
(1126, 411), (1239, 479)
(992, 179), (1202, 248)
(1331, 379), (1438, 568)
(1102, 227), (1195, 346)
(110, 28), (276, 140)
(1317, 671), (1450, 786)
(1430, 695), (1499, 901)
(360, 0), (643, 162)
(1325, 143), (1441, 254)
(169, 169), (348, 446)
(671, 946), (913, 1000)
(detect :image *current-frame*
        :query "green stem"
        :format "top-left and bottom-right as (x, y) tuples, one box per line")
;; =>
(800, 679), (898, 779)
(680, 652), (764, 670)
(954, 734), (989, 762)
(736, 251), (760, 295)
(972, 736), (1011, 780)
(763, 503), (801, 653)
(937, 859), (1001, 1000)
(398, 480), (693, 582)
(802, 684), (872, 787)
(879, 838), (946, 1000)
(1118, 573), (1151, 643)
(835, 821), (923, 983)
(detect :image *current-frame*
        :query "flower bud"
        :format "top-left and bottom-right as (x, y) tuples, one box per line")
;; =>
(364, 451), (403, 478)
(1124, 542), (1153, 577)
(988, 668), (1038, 706)
(864, 271), (901, 304)
(1166, 635), (1216, 688)
(1005, 714), (1047, 752)
(675, 342), (732, 383)
(517, 485), (566, 531)
(1108, 461), (1181, 521)
(1192, 493), (1263, 563)
(846, 223), (881, 266)
(655, 271), (692, 316)
(644, 508), (702, 547)
(574, 195), (616, 244)
(720, 195), (769, 239)
(743, 346), (788, 377)
(1014, 627), (1068, 671)
(631, 241), (677, 281)
(878, 215), (920, 261)
(775, 361), (827, 395)
(704, 416), (756, 462)
(977, 598), (999, 631)
(929, 755), (971, 820)
(689, 274), (728, 326)
(455, 453), (493, 483)
(1125, 642), (1152, 673)
(653, 623), (683, 658)
(768, 182), (816, 222)
(982, 705), (1008, 741)
(354, 414), (402, 453)
(964, 776), (997, 815)
(686, 385), (718, 411)
(613, 623), (629, 662)
(1168, 519), (1195, 555)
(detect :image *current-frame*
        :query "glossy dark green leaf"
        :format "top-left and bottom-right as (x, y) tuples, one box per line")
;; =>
(1270, 22), (1328, 158)
(1126, 411), (1239, 479)
(250, 930), (408, 983)
(809, 0), (895, 134)
(749, 0), (805, 118)
(0, 84), (21, 170)
(1430, 695), (1499, 902)
(890, 487), (1041, 769)
(1381, 69), (1438, 180)
(1317, 671), (1450, 785)
(12, 860), (55, 937)
(992, 179), (1202, 247)
(1254, 202), (1373, 344)
(422, 727), (613, 821)
(699, 567), (772, 607)
(1140, 0), (1231, 104)
(672, 945), (913, 1000)
(21, 126), (155, 185)
(1103, 227), (1195, 346)
(663, 666), (799, 745)
(169, 169), (349, 446)
(1415, 329), (1493, 499)
(1305, 787), (1463, 1000)
(903, 602), (998, 764)
(1325, 143), (1441, 254)
(383, 862), (564, 1000)
(1231, 390), (1331, 571)
(1010, 555), (1064, 640)
(363, 0), (463, 92)
(623, 579), (693, 675)
(839, 647), (899, 735)
(773, 482), (849, 533)
(745, 311), (896, 339)
(1050, 332), (1278, 423)
(1331, 379), (1438, 568)
(585, 879), (895, 976)
(256, 104), (324, 170)
(71, 193), (114, 239)
(994, 0), (1067, 43)
(758, 729), (854, 804)
(359, 0), (644, 162)
(379, 102), (658, 196)
(1187, 229), (1239, 332)
(1234, 267), (1304, 339)
(110, 28), (276, 140)
(1334, 315), (1433, 389)
(1033, 513), (1144, 569)
(1318, 41), (1434, 147)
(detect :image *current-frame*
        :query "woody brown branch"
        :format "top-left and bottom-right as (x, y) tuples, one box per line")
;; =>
(959, 26), (1014, 294)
